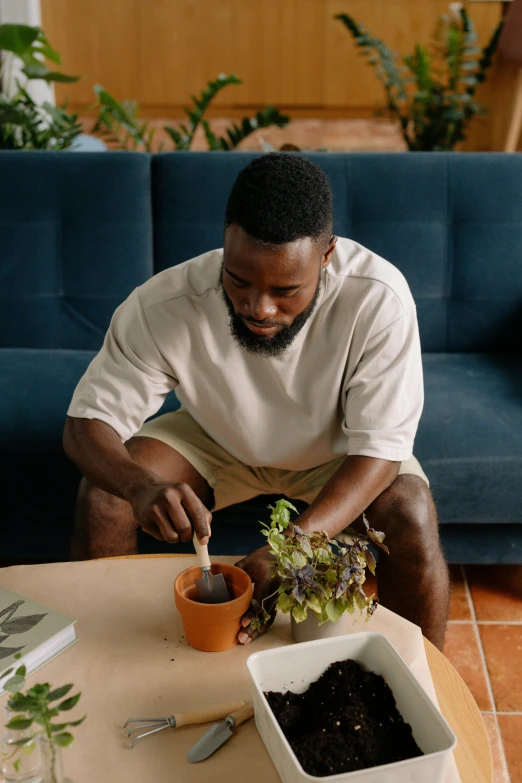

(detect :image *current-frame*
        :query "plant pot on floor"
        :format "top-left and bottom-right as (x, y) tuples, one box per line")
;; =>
(291, 611), (350, 644)
(174, 564), (252, 652)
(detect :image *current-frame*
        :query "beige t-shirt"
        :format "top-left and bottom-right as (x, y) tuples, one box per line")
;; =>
(68, 237), (423, 470)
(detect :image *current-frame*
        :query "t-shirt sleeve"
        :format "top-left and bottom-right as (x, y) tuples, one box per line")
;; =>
(67, 288), (178, 442)
(342, 305), (423, 461)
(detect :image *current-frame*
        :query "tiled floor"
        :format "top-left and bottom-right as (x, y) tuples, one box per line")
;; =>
(443, 565), (522, 783)
(365, 564), (522, 781)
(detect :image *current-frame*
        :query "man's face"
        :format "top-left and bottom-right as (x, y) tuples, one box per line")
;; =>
(221, 224), (336, 357)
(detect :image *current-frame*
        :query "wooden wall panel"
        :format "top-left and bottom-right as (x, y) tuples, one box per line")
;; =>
(40, 0), (517, 149)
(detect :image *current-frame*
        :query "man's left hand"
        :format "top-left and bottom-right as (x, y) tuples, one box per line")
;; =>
(235, 544), (280, 645)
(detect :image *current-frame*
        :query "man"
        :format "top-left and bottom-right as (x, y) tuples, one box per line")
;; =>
(63, 153), (449, 650)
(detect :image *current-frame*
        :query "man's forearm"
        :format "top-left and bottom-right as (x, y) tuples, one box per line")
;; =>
(63, 416), (160, 502)
(296, 455), (400, 538)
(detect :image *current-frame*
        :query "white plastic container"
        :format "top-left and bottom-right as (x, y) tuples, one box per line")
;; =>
(246, 632), (456, 783)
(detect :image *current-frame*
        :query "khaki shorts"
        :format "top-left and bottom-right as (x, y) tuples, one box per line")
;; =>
(135, 409), (429, 516)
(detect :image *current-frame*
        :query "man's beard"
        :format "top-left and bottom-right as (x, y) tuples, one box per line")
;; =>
(220, 269), (322, 357)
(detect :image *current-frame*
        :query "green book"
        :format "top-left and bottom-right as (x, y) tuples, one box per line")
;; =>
(0, 587), (77, 695)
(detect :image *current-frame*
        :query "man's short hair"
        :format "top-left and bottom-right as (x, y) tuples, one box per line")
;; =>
(225, 153), (333, 244)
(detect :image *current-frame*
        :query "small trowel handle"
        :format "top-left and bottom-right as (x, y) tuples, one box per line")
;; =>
(230, 703), (255, 727)
(174, 700), (246, 728)
(193, 532), (211, 571)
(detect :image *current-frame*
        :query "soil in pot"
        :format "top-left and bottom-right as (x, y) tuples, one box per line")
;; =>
(265, 658), (422, 777)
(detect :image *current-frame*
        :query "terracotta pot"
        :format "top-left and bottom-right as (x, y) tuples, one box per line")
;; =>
(291, 611), (350, 644)
(174, 564), (253, 652)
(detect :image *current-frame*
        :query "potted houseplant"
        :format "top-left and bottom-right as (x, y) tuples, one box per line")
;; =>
(336, 5), (504, 152)
(174, 563), (253, 653)
(0, 23), (82, 150)
(1, 655), (84, 783)
(250, 500), (388, 644)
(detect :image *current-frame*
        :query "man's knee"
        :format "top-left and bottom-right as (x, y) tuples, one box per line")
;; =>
(367, 474), (439, 547)
(77, 477), (130, 521)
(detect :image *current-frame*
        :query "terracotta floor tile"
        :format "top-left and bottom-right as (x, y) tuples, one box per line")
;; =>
(442, 624), (492, 711)
(498, 714), (522, 783)
(481, 714), (510, 783)
(466, 565), (522, 622)
(480, 624), (522, 711)
(449, 564), (472, 621)
(364, 571), (377, 599)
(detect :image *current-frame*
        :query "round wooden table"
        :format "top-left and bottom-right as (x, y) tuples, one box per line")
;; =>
(105, 553), (493, 783)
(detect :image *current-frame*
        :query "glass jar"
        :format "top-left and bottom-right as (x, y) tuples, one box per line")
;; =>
(1, 709), (43, 783)
(39, 736), (64, 783)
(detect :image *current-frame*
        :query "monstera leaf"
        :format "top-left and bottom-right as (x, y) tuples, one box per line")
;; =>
(1, 614), (47, 635)
(0, 645), (25, 660)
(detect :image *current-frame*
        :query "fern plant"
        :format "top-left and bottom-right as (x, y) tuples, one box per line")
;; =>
(92, 73), (290, 152)
(336, 7), (504, 151)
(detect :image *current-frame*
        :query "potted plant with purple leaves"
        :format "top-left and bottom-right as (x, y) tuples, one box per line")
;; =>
(250, 499), (389, 643)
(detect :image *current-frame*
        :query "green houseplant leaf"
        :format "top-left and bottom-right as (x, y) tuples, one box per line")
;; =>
(0, 24), (39, 57)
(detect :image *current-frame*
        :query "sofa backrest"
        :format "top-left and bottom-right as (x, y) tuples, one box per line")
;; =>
(153, 152), (522, 354)
(0, 152), (153, 350)
(1, 151), (520, 354)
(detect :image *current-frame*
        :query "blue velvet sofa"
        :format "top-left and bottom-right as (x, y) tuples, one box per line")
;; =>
(1, 151), (521, 563)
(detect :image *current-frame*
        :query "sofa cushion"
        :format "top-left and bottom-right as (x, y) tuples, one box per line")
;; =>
(0, 152), (153, 350)
(417, 354), (522, 523)
(0, 348), (180, 559)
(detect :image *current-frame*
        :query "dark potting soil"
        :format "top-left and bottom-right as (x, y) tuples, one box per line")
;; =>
(265, 658), (423, 777)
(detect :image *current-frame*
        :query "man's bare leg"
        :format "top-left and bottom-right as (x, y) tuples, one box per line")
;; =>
(70, 436), (214, 561)
(362, 474), (450, 651)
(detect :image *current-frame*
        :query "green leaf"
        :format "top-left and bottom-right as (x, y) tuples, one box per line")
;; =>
(4, 675), (26, 693)
(47, 684), (73, 702)
(276, 592), (293, 613)
(13, 759), (21, 773)
(58, 693), (81, 711)
(291, 603), (307, 623)
(66, 716), (86, 728)
(366, 549), (376, 576)
(305, 594), (322, 615)
(8, 737), (36, 748)
(325, 598), (349, 624)
(50, 715), (85, 732)
(0, 24), (39, 56)
(22, 64), (80, 83)
(292, 550), (307, 568)
(325, 599), (342, 623)
(52, 732), (74, 748)
(6, 716), (34, 731)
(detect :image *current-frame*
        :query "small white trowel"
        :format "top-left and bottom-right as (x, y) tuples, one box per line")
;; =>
(193, 532), (230, 604)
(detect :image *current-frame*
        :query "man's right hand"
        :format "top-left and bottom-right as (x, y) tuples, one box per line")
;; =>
(128, 481), (212, 545)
